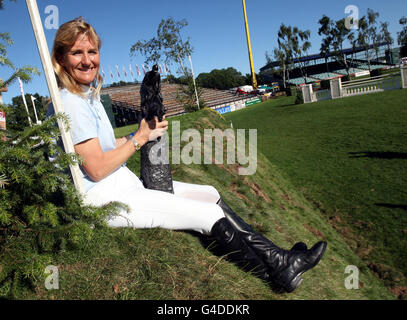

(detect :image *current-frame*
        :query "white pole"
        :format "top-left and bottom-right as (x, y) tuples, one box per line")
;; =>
(30, 95), (39, 124)
(17, 77), (33, 127)
(188, 55), (200, 109)
(25, 0), (85, 195)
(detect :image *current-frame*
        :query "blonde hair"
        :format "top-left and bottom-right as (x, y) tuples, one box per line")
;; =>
(52, 17), (103, 98)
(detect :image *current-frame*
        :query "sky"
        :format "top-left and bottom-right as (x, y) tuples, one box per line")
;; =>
(0, 0), (406, 105)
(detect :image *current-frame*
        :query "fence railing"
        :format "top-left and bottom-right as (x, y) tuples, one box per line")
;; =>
(302, 67), (406, 104)
(341, 73), (402, 97)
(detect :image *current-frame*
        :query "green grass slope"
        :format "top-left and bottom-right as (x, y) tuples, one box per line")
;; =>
(225, 89), (407, 299)
(23, 108), (394, 300)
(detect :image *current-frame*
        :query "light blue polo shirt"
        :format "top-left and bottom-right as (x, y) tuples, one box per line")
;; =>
(47, 85), (118, 192)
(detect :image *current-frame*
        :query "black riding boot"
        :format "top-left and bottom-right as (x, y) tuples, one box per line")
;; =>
(210, 217), (271, 283)
(217, 198), (308, 252)
(217, 198), (326, 293)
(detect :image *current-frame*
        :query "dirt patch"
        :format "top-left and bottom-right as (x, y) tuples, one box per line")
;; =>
(356, 244), (374, 259)
(389, 286), (407, 300)
(216, 163), (239, 175)
(329, 216), (342, 224)
(303, 223), (325, 238)
(273, 221), (286, 234)
(248, 182), (272, 203)
(228, 183), (254, 206)
(198, 117), (217, 129)
(281, 194), (291, 202)
(180, 166), (201, 178)
(368, 263), (406, 288)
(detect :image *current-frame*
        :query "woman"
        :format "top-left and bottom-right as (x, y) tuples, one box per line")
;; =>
(49, 17), (326, 293)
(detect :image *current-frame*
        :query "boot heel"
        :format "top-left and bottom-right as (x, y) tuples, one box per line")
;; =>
(286, 275), (303, 293)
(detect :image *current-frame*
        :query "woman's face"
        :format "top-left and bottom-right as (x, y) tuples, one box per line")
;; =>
(61, 34), (100, 85)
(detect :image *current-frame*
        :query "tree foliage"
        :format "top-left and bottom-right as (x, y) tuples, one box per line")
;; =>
(0, 0), (16, 10)
(130, 17), (193, 76)
(130, 17), (203, 112)
(176, 72), (206, 113)
(267, 24), (311, 86)
(4, 93), (48, 132)
(196, 67), (246, 90)
(0, 114), (125, 298)
(398, 16), (407, 47)
(317, 9), (388, 75)
(0, 2), (124, 298)
(0, 2), (40, 105)
(318, 16), (353, 75)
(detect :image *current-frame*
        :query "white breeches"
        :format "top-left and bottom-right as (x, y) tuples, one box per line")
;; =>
(84, 166), (225, 234)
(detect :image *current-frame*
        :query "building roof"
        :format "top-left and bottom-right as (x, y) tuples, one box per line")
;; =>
(260, 42), (388, 71)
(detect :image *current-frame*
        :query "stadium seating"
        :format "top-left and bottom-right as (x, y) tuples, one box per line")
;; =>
(101, 83), (250, 127)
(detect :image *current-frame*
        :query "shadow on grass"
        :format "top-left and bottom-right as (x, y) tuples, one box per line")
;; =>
(273, 102), (297, 109)
(348, 151), (407, 159)
(375, 203), (407, 210)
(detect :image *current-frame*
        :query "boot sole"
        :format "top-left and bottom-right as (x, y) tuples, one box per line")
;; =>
(280, 241), (327, 293)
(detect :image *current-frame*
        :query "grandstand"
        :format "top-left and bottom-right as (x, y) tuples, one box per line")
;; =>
(101, 83), (254, 127)
(260, 42), (398, 87)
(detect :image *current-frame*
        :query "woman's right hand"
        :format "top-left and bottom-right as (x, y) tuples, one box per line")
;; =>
(134, 116), (169, 146)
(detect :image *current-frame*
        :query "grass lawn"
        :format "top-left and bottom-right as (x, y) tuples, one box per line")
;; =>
(224, 89), (407, 294)
(6, 107), (394, 300)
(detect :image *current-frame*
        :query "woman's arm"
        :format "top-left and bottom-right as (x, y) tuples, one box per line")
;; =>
(74, 117), (168, 182)
(115, 136), (128, 148)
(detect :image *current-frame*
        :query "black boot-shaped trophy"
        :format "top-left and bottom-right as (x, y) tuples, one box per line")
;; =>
(139, 64), (174, 193)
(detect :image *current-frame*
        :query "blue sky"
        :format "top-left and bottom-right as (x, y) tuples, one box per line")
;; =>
(0, 0), (406, 104)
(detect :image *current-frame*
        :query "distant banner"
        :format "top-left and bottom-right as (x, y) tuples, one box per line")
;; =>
(245, 98), (261, 107)
(215, 106), (231, 114)
(234, 102), (246, 111)
(0, 109), (6, 130)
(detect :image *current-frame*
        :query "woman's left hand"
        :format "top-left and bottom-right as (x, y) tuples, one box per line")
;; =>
(136, 116), (169, 145)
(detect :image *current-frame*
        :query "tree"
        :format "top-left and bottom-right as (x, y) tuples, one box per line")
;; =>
(265, 44), (288, 88)
(268, 24), (295, 89)
(196, 67), (246, 90)
(130, 17), (202, 111)
(291, 27), (312, 84)
(367, 9), (381, 61)
(0, 114), (124, 297)
(1, 7), (40, 108)
(130, 17), (193, 76)
(380, 22), (394, 64)
(5, 93), (48, 132)
(318, 15), (355, 76)
(357, 16), (371, 70)
(0, 2), (124, 297)
(176, 71), (206, 113)
(0, 0), (16, 10)
(357, 9), (381, 71)
(398, 16), (407, 48)
(331, 19), (353, 76)
(318, 15), (333, 73)
(244, 72), (264, 86)
(274, 24), (312, 85)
